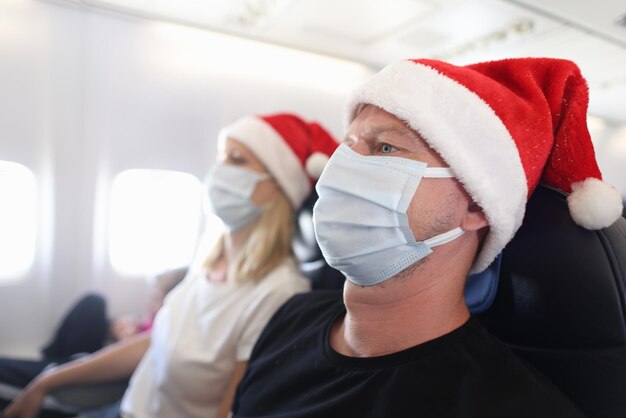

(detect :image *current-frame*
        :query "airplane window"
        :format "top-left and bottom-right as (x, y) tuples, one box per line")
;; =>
(109, 169), (202, 276)
(0, 161), (36, 282)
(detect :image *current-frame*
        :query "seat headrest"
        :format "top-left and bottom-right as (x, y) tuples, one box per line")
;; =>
(478, 185), (626, 348)
(465, 254), (501, 313)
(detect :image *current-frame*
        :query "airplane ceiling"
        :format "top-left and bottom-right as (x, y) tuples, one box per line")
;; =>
(52, 0), (626, 122)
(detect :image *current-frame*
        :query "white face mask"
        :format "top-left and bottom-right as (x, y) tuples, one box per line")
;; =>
(313, 144), (464, 286)
(205, 163), (270, 231)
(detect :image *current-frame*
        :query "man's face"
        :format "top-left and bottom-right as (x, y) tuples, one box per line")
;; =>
(344, 105), (471, 245)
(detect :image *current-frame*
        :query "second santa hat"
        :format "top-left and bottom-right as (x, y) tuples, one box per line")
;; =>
(346, 57), (623, 274)
(218, 113), (338, 209)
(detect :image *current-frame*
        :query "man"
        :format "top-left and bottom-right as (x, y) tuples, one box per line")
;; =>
(231, 58), (623, 417)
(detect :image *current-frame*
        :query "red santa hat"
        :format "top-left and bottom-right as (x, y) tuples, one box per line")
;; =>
(218, 113), (338, 209)
(346, 58), (623, 273)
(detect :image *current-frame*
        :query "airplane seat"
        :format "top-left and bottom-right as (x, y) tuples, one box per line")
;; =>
(476, 185), (626, 418)
(47, 373), (128, 416)
(292, 189), (344, 290)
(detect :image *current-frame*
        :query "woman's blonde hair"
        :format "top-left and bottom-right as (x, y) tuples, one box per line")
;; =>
(202, 191), (294, 284)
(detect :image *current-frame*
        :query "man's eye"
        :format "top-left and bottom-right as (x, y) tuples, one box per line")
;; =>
(380, 143), (395, 153)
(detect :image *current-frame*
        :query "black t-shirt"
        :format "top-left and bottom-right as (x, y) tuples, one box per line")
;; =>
(233, 290), (585, 418)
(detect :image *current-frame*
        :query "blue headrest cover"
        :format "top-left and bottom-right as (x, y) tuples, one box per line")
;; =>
(465, 253), (501, 313)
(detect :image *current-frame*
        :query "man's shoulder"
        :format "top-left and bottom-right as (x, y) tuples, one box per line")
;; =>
(448, 322), (586, 417)
(273, 289), (343, 326)
(284, 289), (343, 309)
(250, 289), (343, 354)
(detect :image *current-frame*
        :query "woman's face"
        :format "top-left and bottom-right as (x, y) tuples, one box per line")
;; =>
(219, 138), (281, 207)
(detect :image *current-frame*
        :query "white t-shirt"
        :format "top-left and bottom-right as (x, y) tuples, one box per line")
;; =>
(120, 258), (310, 418)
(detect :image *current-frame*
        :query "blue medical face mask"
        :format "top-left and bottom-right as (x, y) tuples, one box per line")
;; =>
(205, 163), (270, 231)
(313, 144), (464, 286)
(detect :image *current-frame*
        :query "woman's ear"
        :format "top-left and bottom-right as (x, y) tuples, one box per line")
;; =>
(461, 201), (489, 232)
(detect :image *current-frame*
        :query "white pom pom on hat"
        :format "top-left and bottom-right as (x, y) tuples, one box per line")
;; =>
(305, 152), (330, 180)
(568, 178), (624, 230)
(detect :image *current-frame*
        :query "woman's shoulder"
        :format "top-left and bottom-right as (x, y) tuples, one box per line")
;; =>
(259, 257), (310, 291)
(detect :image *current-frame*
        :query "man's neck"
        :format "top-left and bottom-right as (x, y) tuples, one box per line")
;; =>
(330, 260), (471, 357)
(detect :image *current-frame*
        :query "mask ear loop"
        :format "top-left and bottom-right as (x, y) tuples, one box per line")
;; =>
(423, 167), (455, 178)
(421, 166), (464, 247)
(255, 173), (272, 182)
(424, 227), (464, 247)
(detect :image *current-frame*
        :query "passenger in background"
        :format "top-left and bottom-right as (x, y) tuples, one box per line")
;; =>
(0, 267), (186, 412)
(231, 59), (623, 417)
(3, 113), (339, 418)
(106, 269), (182, 343)
(43, 267), (187, 360)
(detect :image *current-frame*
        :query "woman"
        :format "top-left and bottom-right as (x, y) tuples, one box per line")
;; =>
(3, 113), (338, 418)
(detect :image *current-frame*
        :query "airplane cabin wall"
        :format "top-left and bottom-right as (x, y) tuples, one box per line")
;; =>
(0, 0), (368, 356)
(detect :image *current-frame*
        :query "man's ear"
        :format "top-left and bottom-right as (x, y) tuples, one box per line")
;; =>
(461, 201), (488, 232)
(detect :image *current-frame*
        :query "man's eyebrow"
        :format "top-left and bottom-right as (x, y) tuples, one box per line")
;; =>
(367, 125), (421, 143)
(383, 127), (419, 141)
(346, 125), (414, 140)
